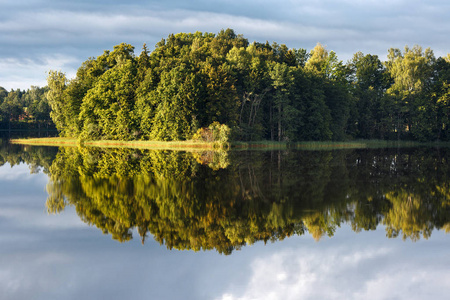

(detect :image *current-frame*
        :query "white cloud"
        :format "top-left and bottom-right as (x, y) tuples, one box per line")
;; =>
(0, 206), (87, 232)
(0, 163), (32, 180)
(215, 245), (450, 300)
(0, 55), (78, 90)
(0, 7), (371, 90)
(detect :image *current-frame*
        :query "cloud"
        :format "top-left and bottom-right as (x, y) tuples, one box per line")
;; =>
(0, 163), (85, 233)
(216, 244), (450, 300)
(0, 55), (78, 90)
(1, 0), (450, 90)
(0, 251), (74, 300)
(0, 163), (33, 180)
(0, 206), (87, 233)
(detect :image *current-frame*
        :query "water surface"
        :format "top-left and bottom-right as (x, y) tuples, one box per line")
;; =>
(0, 141), (449, 299)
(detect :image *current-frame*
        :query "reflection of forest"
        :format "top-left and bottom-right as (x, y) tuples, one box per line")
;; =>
(3, 141), (449, 253)
(0, 138), (57, 173)
(38, 145), (450, 254)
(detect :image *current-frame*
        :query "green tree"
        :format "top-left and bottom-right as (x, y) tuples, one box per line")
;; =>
(0, 87), (7, 103)
(269, 62), (299, 141)
(306, 43), (352, 140)
(149, 65), (199, 140)
(385, 45), (435, 140)
(199, 63), (240, 128)
(26, 86), (51, 123)
(305, 43), (329, 75)
(38, 31), (450, 143)
(428, 56), (450, 141)
(46, 70), (69, 134)
(347, 52), (387, 138)
(291, 69), (332, 140)
(227, 44), (271, 140)
(79, 58), (138, 140)
(0, 89), (23, 122)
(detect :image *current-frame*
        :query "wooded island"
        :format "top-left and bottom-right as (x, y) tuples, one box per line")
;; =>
(4, 29), (450, 142)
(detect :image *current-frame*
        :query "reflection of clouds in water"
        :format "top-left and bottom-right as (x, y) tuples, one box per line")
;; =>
(217, 246), (449, 300)
(0, 252), (75, 300)
(354, 270), (448, 300)
(0, 163), (33, 181)
(0, 207), (86, 232)
(0, 163), (84, 231)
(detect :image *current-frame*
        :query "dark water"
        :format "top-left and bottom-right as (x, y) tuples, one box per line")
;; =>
(1, 141), (449, 299)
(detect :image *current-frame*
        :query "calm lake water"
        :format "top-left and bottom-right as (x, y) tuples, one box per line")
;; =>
(1, 140), (449, 300)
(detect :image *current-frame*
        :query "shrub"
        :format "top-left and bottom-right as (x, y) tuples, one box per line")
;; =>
(192, 122), (231, 148)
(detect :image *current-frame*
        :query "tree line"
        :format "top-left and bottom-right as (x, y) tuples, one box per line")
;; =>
(40, 28), (450, 142)
(0, 86), (52, 127)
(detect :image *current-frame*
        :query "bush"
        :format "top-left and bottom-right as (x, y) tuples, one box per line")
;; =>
(192, 122), (231, 148)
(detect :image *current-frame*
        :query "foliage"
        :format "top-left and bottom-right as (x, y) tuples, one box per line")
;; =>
(192, 122), (231, 148)
(0, 86), (51, 127)
(32, 30), (450, 142)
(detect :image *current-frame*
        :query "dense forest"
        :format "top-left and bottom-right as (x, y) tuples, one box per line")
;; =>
(3, 28), (447, 142)
(0, 86), (52, 126)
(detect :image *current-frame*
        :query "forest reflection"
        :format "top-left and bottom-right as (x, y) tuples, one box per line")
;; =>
(3, 141), (449, 254)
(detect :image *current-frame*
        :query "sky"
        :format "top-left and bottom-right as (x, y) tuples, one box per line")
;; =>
(1, 0), (450, 90)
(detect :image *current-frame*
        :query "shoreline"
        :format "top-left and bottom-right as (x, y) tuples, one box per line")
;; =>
(10, 137), (448, 150)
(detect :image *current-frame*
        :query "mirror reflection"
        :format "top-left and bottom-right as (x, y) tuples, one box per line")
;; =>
(28, 146), (449, 254)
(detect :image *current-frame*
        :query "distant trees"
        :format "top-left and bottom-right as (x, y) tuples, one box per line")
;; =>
(0, 85), (51, 126)
(40, 29), (450, 142)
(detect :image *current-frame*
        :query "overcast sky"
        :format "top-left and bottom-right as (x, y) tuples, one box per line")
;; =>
(1, 0), (450, 90)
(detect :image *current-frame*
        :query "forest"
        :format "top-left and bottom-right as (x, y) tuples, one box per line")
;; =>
(0, 86), (52, 129)
(3, 28), (450, 142)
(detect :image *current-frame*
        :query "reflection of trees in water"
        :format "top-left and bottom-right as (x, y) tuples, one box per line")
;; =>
(44, 146), (450, 254)
(0, 139), (57, 172)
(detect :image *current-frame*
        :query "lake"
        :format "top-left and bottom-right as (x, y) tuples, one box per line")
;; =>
(0, 140), (449, 300)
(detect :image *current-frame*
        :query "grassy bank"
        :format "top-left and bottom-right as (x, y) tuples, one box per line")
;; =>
(9, 137), (220, 151)
(11, 137), (448, 151)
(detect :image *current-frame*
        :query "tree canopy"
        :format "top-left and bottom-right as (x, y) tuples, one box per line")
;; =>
(0, 86), (51, 126)
(41, 29), (450, 142)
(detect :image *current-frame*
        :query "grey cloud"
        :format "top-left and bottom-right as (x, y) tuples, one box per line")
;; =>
(1, 0), (450, 90)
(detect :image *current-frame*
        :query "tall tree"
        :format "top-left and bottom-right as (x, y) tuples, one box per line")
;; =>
(79, 58), (138, 140)
(385, 45), (435, 140)
(347, 52), (387, 138)
(46, 70), (68, 134)
(429, 56), (450, 141)
(269, 62), (298, 141)
(306, 43), (352, 140)
(0, 89), (23, 122)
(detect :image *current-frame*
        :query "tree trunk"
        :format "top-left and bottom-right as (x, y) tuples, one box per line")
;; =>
(278, 103), (282, 142)
(270, 106), (273, 141)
